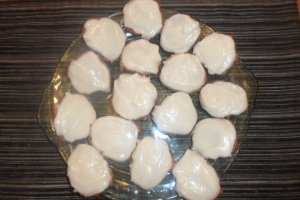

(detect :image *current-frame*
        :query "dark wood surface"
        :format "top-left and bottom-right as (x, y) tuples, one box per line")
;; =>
(0, 0), (300, 199)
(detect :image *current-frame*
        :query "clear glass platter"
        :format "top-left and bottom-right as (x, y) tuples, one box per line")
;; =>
(38, 9), (257, 199)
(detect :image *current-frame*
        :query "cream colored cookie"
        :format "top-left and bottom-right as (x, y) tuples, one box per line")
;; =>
(112, 73), (157, 120)
(68, 51), (110, 94)
(160, 53), (206, 93)
(200, 81), (247, 117)
(54, 93), (96, 142)
(67, 144), (112, 197)
(130, 137), (172, 189)
(90, 116), (138, 162)
(123, 0), (162, 39)
(121, 39), (161, 74)
(161, 14), (200, 53)
(192, 118), (236, 159)
(152, 92), (197, 135)
(173, 150), (220, 200)
(83, 17), (126, 61)
(193, 32), (236, 75)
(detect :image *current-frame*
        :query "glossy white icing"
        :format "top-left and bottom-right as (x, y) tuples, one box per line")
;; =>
(130, 137), (172, 190)
(192, 118), (236, 159)
(67, 144), (112, 197)
(172, 150), (220, 200)
(160, 53), (206, 93)
(54, 93), (96, 142)
(112, 73), (158, 120)
(152, 92), (197, 135)
(121, 39), (161, 74)
(123, 0), (162, 39)
(90, 116), (138, 162)
(68, 51), (110, 94)
(193, 32), (236, 75)
(160, 14), (200, 53)
(83, 17), (126, 61)
(200, 81), (248, 117)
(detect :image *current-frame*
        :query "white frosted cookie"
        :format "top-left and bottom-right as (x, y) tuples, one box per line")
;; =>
(152, 92), (197, 135)
(200, 81), (248, 117)
(161, 14), (200, 53)
(54, 93), (96, 143)
(121, 39), (162, 74)
(67, 144), (112, 197)
(193, 32), (236, 75)
(123, 0), (162, 39)
(112, 73), (157, 120)
(130, 137), (172, 190)
(192, 118), (236, 159)
(160, 53), (206, 93)
(68, 51), (110, 94)
(172, 150), (220, 200)
(90, 116), (138, 162)
(83, 17), (126, 61)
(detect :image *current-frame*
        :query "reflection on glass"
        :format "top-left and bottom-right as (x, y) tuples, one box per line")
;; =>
(53, 97), (58, 104)
(152, 127), (170, 140)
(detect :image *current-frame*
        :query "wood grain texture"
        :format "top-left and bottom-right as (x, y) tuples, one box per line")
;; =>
(0, 0), (300, 199)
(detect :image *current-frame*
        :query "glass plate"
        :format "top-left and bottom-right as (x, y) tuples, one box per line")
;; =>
(38, 9), (257, 199)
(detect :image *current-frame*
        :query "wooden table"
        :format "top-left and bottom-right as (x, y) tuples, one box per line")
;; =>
(0, 0), (300, 199)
